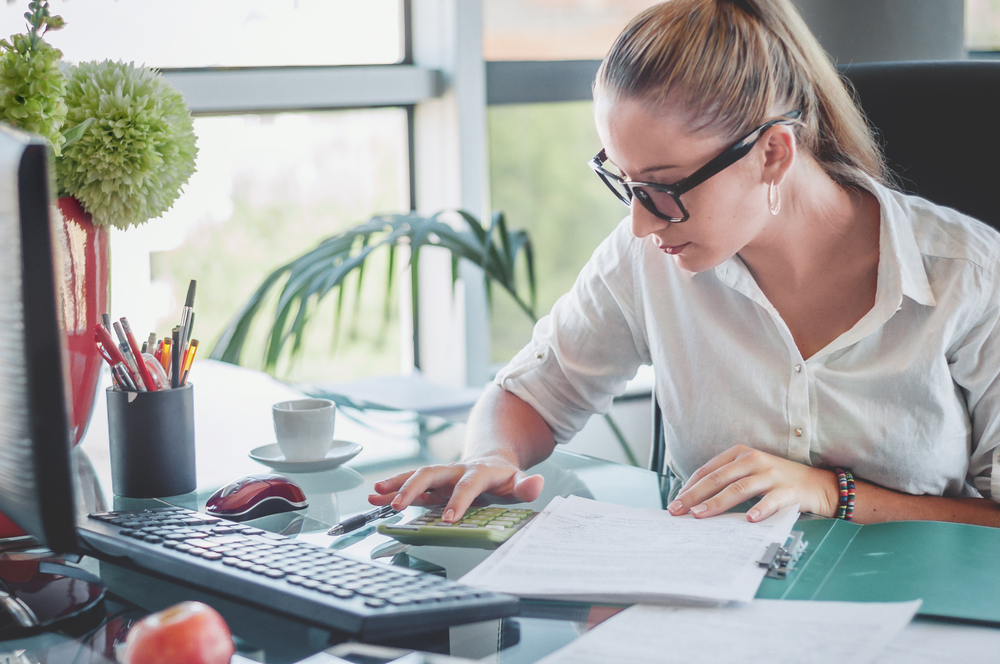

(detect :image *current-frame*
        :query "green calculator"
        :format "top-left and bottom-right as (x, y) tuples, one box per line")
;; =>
(377, 506), (537, 549)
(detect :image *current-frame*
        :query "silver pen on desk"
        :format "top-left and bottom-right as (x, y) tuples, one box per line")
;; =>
(327, 505), (398, 536)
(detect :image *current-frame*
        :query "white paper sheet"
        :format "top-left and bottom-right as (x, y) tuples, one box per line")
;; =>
(536, 599), (921, 664)
(878, 619), (1000, 663)
(460, 495), (799, 605)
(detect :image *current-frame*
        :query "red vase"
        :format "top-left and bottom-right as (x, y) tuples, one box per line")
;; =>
(53, 196), (110, 447)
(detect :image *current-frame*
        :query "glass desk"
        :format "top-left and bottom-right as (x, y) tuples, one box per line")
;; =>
(5, 449), (665, 663)
(5, 361), (999, 662)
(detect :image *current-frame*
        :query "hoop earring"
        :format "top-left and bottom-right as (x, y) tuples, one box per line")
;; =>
(767, 181), (780, 216)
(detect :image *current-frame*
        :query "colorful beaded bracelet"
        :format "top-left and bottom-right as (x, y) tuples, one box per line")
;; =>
(834, 468), (855, 521)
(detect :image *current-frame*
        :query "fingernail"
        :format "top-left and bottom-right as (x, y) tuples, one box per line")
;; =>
(690, 504), (708, 515)
(667, 500), (682, 513)
(390, 496), (403, 509)
(443, 509), (455, 522)
(747, 509), (760, 522)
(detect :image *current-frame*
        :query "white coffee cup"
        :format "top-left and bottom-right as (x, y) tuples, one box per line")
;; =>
(272, 398), (336, 461)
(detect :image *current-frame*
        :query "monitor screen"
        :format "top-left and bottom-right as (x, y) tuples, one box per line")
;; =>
(0, 123), (78, 553)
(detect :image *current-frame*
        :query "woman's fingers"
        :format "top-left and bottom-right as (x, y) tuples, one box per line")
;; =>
(682, 472), (772, 519)
(670, 446), (762, 515)
(440, 465), (542, 523)
(512, 473), (545, 503)
(679, 445), (747, 493)
(367, 458), (537, 522)
(669, 446), (838, 522)
(371, 469), (417, 495)
(389, 464), (468, 510)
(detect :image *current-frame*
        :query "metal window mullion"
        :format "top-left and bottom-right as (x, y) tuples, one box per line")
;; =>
(160, 65), (442, 115)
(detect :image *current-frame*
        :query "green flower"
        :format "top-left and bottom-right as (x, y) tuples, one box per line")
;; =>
(0, 19), (68, 154)
(57, 60), (198, 230)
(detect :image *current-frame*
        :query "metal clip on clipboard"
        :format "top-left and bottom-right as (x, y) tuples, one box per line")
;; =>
(757, 530), (807, 579)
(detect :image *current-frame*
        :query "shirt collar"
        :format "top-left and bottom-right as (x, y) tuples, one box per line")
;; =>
(868, 179), (936, 308)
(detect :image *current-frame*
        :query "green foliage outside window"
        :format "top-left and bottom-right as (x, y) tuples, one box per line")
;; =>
(487, 101), (626, 364)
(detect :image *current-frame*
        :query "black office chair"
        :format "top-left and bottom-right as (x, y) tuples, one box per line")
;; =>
(649, 59), (1000, 474)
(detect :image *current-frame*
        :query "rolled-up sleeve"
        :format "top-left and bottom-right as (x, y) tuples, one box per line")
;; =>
(494, 220), (651, 444)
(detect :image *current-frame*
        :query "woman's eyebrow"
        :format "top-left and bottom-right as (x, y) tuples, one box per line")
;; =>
(637, 163), (681, 176)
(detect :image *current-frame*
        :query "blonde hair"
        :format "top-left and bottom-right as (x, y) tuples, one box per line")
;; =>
(594, 0), (890, 188)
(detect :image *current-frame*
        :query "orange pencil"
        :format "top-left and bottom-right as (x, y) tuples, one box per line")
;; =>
(180, 339), (199, 385)
(161, 337), (172, 373)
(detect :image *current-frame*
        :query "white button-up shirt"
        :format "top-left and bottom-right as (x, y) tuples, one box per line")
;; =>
(495, 181), (1000, 502)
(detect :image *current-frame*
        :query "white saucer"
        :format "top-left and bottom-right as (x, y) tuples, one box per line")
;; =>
(249, 440), (362, 473)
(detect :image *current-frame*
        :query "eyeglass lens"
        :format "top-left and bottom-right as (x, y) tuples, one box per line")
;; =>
(600, 170), (685, 221)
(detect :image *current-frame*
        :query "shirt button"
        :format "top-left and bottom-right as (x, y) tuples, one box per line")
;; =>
(794, 364), (801, 373)
(794, 428), (803, 437)
(534, 352), (543, 359)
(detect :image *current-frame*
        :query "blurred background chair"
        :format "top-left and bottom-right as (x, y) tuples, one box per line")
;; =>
(649, 59), (1000, 476)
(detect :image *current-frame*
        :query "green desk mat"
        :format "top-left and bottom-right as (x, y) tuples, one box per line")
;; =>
(757, 518), (1000, 624)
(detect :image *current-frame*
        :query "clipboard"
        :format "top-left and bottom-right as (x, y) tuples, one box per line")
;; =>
(756, 518), (1000, 625)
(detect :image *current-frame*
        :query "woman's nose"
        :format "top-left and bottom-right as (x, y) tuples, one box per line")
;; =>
(629, 201), (667, 239)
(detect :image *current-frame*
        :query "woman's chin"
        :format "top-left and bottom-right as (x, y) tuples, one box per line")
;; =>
(668, 249), (720, 274)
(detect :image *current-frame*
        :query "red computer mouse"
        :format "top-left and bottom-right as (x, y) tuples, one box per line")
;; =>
(205, 474), (308, 522)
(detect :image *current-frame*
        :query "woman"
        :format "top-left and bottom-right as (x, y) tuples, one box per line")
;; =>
(371, 0), (1000, 527)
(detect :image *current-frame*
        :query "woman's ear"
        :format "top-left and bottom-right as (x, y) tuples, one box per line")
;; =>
(760, 124), (796, 187)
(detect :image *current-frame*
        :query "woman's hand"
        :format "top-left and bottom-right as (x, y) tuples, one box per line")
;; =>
(368, 455), (545, 523)
(667, 445), (839, 522)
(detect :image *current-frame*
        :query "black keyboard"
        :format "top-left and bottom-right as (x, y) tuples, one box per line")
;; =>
(78, 506), (519, 639)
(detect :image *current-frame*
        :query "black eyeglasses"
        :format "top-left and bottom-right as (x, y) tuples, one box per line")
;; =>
(588, 111), (802, 223)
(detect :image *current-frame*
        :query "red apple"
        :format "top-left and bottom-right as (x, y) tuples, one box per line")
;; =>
(122, 601), (235, 664)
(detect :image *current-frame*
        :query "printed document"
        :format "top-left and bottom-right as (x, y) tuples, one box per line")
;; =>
(535, 599), (921, 664)
(460, 495), (798, 604)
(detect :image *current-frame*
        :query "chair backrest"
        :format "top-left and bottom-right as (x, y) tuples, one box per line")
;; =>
(839, 60), (1000, 230)
(649, 60), (1000, 473)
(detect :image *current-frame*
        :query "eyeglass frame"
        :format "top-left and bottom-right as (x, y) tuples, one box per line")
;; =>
(588, 110), (802, 223)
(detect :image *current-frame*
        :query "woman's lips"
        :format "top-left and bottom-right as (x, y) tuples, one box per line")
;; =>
(661, 243), (689, 255)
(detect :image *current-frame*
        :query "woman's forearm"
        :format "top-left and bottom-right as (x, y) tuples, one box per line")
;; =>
(852, 479), (1000, 527)
(463, 384), (556, 469)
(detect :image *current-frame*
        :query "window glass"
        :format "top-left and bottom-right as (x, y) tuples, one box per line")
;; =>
(115, 109), (410, 384)
(967, 0), (1000, 50)
(1, 0), (402, 67)
(483, 0), (660, 61)
(487, 102), (625, 365)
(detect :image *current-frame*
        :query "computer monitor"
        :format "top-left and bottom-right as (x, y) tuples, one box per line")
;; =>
(0, 123), (78, 554)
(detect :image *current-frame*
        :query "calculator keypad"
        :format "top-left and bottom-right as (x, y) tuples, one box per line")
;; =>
(379, 506), (537, 548)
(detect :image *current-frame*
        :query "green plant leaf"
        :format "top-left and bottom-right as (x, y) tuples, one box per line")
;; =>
(209, 209), (538, 375)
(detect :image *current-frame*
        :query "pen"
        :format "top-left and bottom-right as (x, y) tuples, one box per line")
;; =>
(180, 280), (196, 348)
(171, 326), (181, 389)
(113, 322), (146, 391)
(328, 514), (404, 550)
(121, 317), (156, 391)
(112, 362), (137, 391)
(94, 324), (128, 369)
(327, 505), (398, 536)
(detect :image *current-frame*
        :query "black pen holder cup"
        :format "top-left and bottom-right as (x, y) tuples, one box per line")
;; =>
(107, 384), (196, 498)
